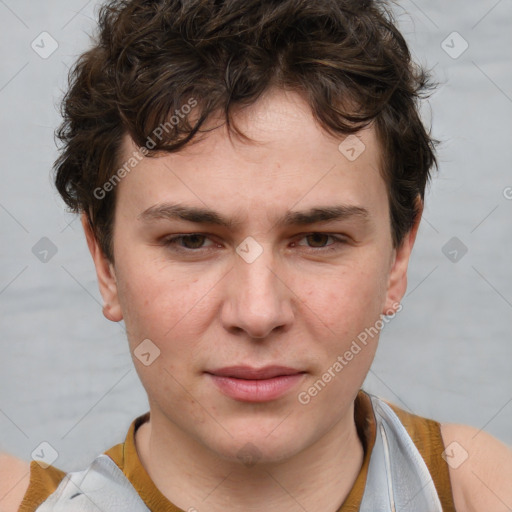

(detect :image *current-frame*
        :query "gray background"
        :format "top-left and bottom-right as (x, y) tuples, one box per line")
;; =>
(0, 0), (511, 473)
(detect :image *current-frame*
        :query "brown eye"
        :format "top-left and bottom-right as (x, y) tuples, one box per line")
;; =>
(178, 234), (207, 249)
(305, 233), (330, 248)
(292, 233), (347, 253)
(162, 234), (215, 252)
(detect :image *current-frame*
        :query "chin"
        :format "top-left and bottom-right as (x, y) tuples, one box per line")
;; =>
(200, 422), (311, 467)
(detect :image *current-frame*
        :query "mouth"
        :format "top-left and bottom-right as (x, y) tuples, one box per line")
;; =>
(205, 366), (307, 402)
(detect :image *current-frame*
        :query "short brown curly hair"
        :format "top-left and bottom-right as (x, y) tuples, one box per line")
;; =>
(54, 0), (437, 262)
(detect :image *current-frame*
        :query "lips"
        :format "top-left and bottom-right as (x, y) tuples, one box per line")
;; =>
(205, 366), (306, 402)
(206, 365), (304, 380)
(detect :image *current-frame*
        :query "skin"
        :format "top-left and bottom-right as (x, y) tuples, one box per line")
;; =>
(1, 88), (511, 512)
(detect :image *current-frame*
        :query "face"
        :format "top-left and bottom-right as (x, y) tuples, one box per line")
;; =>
(85, 88), (418, 464)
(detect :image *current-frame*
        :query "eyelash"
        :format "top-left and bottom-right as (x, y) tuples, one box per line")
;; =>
(161, 233), (348, 254)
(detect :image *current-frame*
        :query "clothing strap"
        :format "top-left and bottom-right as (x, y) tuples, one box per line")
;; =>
(360, 395), (443, 511)
(35, 394), (444, 511)
(34, 454), (150, 511)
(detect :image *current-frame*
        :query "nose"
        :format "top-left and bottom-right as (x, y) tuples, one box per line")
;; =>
(220, 243), (295, 340)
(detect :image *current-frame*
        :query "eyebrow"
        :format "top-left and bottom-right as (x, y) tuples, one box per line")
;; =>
(137, 203), (370, 229)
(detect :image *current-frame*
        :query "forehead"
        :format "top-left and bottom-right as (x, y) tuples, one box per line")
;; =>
(115, 88), (387, 226)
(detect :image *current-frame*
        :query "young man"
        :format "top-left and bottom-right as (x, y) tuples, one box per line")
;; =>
(1, 0), (511, 511)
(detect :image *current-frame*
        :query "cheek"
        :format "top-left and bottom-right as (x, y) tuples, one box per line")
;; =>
(115, 264), (209, 395)
(304, 257), (389, 333)
(114, 255), (219, 352)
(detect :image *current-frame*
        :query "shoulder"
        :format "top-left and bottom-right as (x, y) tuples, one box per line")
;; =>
(440, 422), (512, 512)
(0, 453), (31, 511)
(0, 452), (67, 512)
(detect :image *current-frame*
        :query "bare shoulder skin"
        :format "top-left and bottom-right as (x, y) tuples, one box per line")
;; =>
(0, 453), (30, 512)
(441, 423), (512, 512)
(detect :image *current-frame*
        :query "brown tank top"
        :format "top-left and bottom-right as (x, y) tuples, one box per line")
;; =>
(18, 389), (456, 511)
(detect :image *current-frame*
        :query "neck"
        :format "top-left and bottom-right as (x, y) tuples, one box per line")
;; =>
(135, 403), (365, 512)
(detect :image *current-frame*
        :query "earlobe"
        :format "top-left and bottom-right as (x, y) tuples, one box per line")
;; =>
(81, 213), (123, 322)
(382, 198), (423, 315)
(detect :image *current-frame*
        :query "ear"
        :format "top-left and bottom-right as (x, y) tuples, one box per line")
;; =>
(81, 213), (123, 322)
(382, 198), (423, 315)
